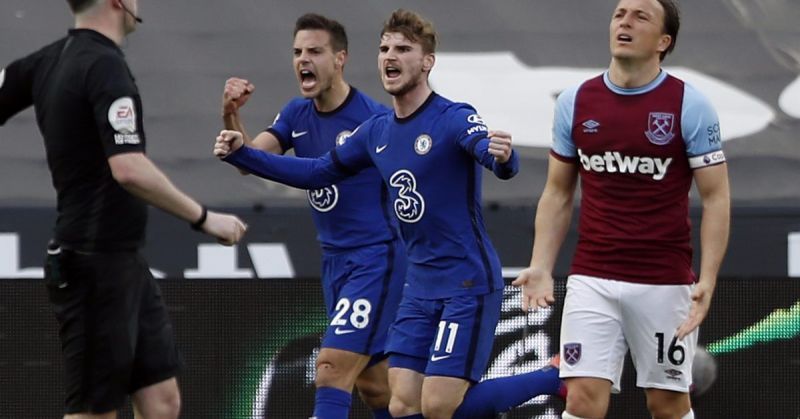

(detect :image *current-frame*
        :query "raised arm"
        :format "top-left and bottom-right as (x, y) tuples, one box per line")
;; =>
(221, 77), (283, 154)
(452, 107), (519, 179)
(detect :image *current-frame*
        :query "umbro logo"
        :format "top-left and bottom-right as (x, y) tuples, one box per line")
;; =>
(291, 130), (308, 138)
(582, 120), (600, 133)
(375, 144), (388, 153)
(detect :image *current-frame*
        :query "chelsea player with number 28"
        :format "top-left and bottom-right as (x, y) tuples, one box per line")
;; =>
(216, 9), (566, 419)
(220, 14), (405, 419)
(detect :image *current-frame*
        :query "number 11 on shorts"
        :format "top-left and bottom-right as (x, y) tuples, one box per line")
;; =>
(434, 321), (459, 354)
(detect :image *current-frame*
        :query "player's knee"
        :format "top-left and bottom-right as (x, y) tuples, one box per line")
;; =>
(355, 376), (390, 407)
(420, 393), (460, 419)
(565, 388), (606, 418)
(647, 400), (691, 419)
(142, 389), (181, 419)
(315, 360), (348, 388)
(645, 389), (690, 419)
(156, 388), (181, 419)
(388, 393), (420, 418)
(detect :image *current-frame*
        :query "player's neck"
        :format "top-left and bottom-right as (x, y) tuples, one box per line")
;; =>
(392, 83), (433, 119)
(74, 6), (127, 46)
(608, 58), (662, 89)
(314, 79), (350, 113)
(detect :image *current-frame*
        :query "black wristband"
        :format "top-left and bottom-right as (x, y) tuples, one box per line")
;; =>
(190, 206), (208, 231)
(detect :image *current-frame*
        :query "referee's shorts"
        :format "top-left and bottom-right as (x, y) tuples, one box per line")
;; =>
(45, 243), (183, 414)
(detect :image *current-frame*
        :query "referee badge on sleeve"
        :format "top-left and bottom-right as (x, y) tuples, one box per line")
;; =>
(108, 96), (141, 145)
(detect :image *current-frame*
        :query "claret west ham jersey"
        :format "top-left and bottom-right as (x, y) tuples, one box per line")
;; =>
(551, 70), (725, 285)
(265, 87), (396, 250)
(226, 93), (519, 299)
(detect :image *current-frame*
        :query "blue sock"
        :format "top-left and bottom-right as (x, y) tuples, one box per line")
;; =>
(313, 386), (351, 419)
(372, 407), (392, 419)
(453, 365), (562, 418)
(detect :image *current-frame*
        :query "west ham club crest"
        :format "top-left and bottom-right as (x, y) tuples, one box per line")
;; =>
(645, 112), (676, 145)
(563, 342), (582, 365)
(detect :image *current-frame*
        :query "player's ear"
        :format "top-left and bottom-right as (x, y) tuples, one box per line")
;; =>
(335, 49), (347, 70)
(657, 34), (672, 55)
(422, 53), (435, 73)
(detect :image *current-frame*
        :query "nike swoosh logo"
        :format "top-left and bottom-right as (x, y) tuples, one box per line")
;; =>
(291, 130), (308, 138)
(334, 328), (355, 335)
(375, 144), (388, 153)
(430, 354), (451, 362)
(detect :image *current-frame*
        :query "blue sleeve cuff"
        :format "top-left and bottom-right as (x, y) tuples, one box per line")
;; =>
(492, 149), (519, 179)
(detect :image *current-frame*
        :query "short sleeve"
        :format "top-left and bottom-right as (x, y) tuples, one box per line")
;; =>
(86, 54), (146, 157)
(551, 85), (579, 160)
(682, 82), (726, 169)
(266, 99), (301, 152)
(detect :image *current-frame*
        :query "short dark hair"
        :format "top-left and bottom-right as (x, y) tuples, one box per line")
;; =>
(381, 9), (438, 54)
(656, 0), (680, 61)
(66, 0), (97, 13)
(294, 13), (348, 53)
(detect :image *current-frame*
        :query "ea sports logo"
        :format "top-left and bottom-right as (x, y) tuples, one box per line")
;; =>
(307, 185), (338, 212)
(414, 135), (432, 155)
(108, 97), (137, 134)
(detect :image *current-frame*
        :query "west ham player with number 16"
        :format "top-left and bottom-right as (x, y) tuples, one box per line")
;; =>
(513, 0), (730, 418)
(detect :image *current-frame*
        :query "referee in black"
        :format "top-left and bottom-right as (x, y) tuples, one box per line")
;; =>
(0, 0), (247, 417)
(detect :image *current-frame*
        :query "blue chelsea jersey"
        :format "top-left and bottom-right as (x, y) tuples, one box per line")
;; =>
(226, 93), (519, 298)
(266, 87), (395, 250)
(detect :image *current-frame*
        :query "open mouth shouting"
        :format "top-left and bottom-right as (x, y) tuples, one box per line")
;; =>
(298, 68), (318, 91)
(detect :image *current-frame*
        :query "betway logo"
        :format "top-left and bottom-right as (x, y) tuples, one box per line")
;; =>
(578, 149), (672, 181)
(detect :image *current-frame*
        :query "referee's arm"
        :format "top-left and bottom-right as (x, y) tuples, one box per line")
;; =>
(108, 152), (247, 244)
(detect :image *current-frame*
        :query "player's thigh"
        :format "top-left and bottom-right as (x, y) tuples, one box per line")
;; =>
(622, 283), (696, 392)
(321, 242), (403, 356)
(130, 255), (183, 393)
(386, 294), (441, 367)
(356, 358), (391, 405)
(560, 275), (628, 393)
(425, 289), (503, 382)
(388, 366), (425, 411)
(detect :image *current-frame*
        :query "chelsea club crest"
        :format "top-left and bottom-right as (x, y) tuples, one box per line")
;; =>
(414, 134), (432, 155)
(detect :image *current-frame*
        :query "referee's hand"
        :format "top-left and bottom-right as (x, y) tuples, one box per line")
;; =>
(214, 130), (244, 158)
(202, 212), (248, 245)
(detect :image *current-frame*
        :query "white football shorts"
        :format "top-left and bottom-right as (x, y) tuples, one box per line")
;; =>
(559, 274), (697, 393)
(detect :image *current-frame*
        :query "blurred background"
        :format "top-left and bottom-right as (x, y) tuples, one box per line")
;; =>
(1, 0), (798, 417)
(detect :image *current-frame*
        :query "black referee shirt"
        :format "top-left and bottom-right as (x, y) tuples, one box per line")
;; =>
(0, 29), (148, 251)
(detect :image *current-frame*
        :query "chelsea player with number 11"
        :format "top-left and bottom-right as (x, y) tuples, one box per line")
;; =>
(217, 9), (565, 419)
